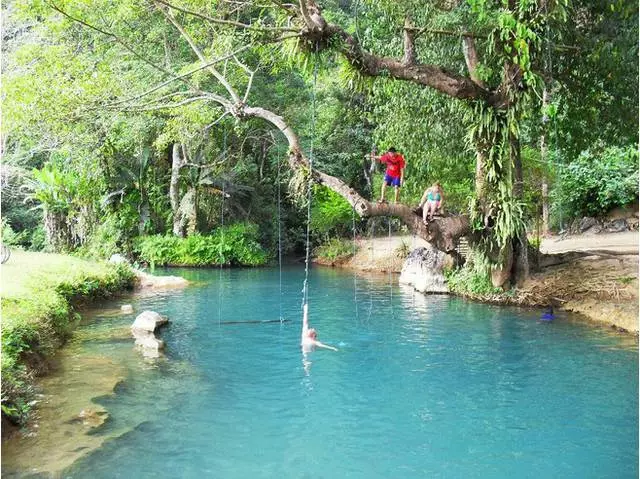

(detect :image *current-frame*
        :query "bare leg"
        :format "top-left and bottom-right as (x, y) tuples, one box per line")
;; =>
(426, 202), (435, 221)
(380, 182), (386, 202)
(394, 186), (401, 203)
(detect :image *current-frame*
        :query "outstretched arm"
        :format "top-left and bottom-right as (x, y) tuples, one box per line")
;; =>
(313, 340), (338, 352)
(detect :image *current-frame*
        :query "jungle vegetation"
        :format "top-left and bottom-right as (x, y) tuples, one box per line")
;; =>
(2, 0), (637, 279)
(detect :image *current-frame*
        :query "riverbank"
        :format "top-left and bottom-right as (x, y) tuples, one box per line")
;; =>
(322, 232), (638, 334)
(1, 251), (137, 429)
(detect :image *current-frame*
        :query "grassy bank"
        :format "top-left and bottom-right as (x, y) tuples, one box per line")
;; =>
(1, 250), (135, 425)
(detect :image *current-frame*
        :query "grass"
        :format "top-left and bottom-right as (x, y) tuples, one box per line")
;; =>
(1, 249), (135, 425)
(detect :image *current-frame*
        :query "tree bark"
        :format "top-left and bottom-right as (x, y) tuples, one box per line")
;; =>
(540, 86), (551, 236)
(170, 143), (185, 237)
(403, 17), (417, 66)
(462, 36), (485, 88)
(324, 24), (498, 104)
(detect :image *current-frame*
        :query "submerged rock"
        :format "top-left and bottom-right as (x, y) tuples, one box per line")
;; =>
(399, 245), (453, 294)
(134, 271), (189, 290)
(121, 304), (134, 313)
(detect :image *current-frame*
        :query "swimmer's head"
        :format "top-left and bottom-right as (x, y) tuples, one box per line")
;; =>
(307, 328), (318, 339)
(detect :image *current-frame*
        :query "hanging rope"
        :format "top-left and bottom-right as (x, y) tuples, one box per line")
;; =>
(301, 46), (319, 323)
(387, 217), (394, 319)
(277, 144), (284, 322)
(218, 129), (228, 326)
(366, 217), (375, 323)
(352, 205), (359, 322)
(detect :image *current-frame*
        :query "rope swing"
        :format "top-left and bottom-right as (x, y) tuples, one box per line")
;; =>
(218, 129), (228, 327)
(301, 47), (319, 327)
(277, 141), (284, 323)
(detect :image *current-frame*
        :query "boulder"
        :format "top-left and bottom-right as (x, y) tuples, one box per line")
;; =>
(131, 311), (168, 333)
(604, 218), (628, 233)
(131, 311), (168, 358)
(578, 217), (599, 233)
(399, 245), (452, 294)
(132, 331), (165, 351)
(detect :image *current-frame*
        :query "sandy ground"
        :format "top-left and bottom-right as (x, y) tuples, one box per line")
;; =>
(540, 231), (638, 254)
(336, 231), (639, 333)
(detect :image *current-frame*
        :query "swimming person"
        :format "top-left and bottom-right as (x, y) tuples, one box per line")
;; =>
(301, 304), (338, 352)
(540, 306), (555, 321)
(419, 182), (444, 223)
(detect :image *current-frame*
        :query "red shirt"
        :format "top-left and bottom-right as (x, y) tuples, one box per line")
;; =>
(380, 152), (406, 178)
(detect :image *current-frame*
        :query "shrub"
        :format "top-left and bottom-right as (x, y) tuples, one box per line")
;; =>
(444, 251), (504, 296)
(553, 144), (638, 219)
(310, 186), (353, 238)
(75, 215), (125, 260)
(134, 222), (269, 267)
(1, 259), (135, 425)
(313, 237), (355, 262)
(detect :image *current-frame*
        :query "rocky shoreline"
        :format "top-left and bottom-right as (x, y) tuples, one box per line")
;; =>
(316, 234), (639, 335)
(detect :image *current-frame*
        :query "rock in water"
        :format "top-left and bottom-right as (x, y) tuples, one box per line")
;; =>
(399, 245), (452, 294)
(131, 311), (169, 357)
(121, 304), (134, 313)
(131, 311), (168, 333)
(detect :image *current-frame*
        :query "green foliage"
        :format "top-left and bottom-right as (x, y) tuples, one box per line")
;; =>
(75, 215), (127, 260)
(444, 251), (504, 296)
(1, 255), (135, 425)
(313, 237), (356, 263)
(310, 186), (353, 237)
(134, 223), (269, 267)
(553, 144), (638, 218)
(2, 219), (27, 247)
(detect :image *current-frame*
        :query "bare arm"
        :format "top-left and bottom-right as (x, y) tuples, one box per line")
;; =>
(313, 340), (338, 352)
(419, 188), (430, 207)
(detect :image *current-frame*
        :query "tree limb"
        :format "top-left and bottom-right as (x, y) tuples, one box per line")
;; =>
(322, 23), (496, 104)
(48, 2), (182, 81)
(154, 0), (299, 32)
(157, 3), (242, 104)
(105, 45), (254, 107)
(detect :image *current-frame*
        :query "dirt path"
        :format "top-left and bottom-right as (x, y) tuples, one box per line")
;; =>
(540, 231), (638, 254)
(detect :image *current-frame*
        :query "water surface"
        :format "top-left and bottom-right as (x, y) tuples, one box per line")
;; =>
(6, 266), (638, 478)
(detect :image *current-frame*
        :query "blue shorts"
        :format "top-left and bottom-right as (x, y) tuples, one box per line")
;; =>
(384, 174), (402, 187)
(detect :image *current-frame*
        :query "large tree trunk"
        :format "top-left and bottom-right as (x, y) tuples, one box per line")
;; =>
(170, 143), (184, 237)
(184, 186), (198, 236)
(540, 86), (551, 236)
(44, 210), (71, 252)
(510, 132), (529, 286)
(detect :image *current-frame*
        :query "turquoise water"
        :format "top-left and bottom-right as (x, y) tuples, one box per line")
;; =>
(59, 266), (638, 478)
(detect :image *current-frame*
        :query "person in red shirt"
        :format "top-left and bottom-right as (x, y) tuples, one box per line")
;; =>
(375, 147), (406, 203)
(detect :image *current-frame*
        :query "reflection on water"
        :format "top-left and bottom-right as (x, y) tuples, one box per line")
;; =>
(2, 266), (637, 479)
